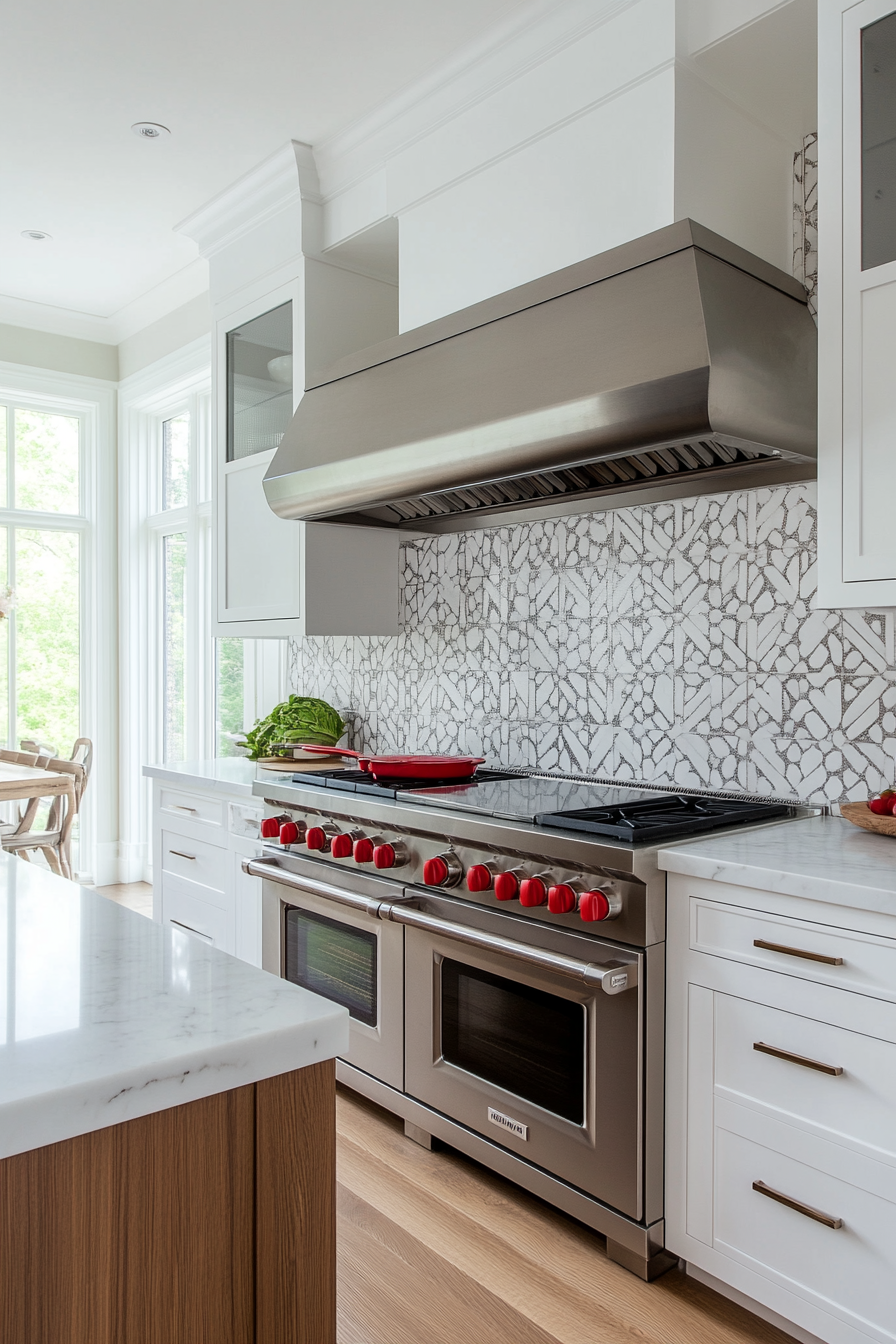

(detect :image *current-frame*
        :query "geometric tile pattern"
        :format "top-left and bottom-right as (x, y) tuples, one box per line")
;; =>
(289, 483), (896, 805)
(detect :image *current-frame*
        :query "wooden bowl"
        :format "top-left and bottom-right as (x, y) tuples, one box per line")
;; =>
(840, 800), (896, 837)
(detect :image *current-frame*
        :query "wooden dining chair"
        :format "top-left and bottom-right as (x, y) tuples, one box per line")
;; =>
(2, 739), (93, 879)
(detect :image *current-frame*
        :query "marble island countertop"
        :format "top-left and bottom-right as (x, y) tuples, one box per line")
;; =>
(0, 852), (348, 1161)
(658, 814), (896, 915)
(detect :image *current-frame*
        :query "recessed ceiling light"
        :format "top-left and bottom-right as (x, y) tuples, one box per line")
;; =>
(131, 122), (170, 140)
(21, 229), (51, 241)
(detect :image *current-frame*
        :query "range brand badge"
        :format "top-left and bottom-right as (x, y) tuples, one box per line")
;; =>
(487, 1107), (528, 1140)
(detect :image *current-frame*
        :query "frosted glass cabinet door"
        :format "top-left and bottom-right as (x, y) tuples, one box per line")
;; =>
(841, 1), (896, 584)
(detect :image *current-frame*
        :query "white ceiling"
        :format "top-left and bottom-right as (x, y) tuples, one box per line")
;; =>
(1, 0), (526, 326)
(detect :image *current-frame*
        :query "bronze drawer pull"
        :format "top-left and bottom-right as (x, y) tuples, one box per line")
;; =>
(752, 1181), (842, 1229)
(754, 938), (843, 966)
(169, 849), (197, 861)
(753, 1042), (843, 1076)
(171, 804), (198, 813)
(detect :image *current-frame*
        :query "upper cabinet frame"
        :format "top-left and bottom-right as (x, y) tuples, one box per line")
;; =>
(818, 0), (896, 607)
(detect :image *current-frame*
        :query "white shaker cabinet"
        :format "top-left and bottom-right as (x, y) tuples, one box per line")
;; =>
(179, 141), (399, 637)
(150, 774), (265, 965)
(665, 872), (896, 1344)
(818, 0), (896, 607)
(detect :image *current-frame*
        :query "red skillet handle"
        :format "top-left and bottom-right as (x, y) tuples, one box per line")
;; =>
(296, 744), (360, 758)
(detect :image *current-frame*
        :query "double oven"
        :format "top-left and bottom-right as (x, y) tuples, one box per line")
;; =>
(247, 778), (671, 1279)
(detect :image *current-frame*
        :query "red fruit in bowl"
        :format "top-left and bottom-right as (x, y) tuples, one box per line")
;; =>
(869, 790), (896, 814)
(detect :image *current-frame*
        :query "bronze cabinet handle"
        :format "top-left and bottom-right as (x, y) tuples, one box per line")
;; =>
(753, 1042), (843, 1076)
(169, 849), (196, 861)
(753, 938), (843, 966)
(752, 1181), (842, 1229)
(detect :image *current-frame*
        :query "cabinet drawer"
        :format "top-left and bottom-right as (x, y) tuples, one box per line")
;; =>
(715, 992), (896, 1164)
(161, 874), (233, 953)
(159, 786), (225, 831)
(714, 1102), (896, 1342)
(691, 897), (896, 1002)
(161, 828), (227, 899)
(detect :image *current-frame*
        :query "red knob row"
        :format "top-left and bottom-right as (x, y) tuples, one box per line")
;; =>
(262, 817), (617, 920)
(262, 818), (400, 868)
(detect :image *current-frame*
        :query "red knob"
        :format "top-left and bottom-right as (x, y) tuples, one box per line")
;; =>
(353, 837), (374, 864)
(579, 890), (612, 922)
(494, 872), (519, 902)
(279, 821), (300, 846)
(423, 856), (450, 886)
(331, 833), (353, 859)
(373, 843), (396, 870)
(466, 864), (492, 892)
(305, 826), (326, 851)
(548, 883), (577, 914)
(261, 817), (281, 838)
(519, 877), (546, 907)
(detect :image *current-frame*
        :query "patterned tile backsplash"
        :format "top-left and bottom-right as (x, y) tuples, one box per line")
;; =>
(288, 483), (896, 805)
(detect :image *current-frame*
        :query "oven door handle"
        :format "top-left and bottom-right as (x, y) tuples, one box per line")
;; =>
(243, 855), (401, 918)
(380, 901), (638, 996)
(244, 857), (638, 995)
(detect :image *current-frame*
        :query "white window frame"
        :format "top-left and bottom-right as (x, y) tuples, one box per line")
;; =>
(118, 338), (211, 883)
(0, 360), (115, 885)
(148, 393), (213, 764)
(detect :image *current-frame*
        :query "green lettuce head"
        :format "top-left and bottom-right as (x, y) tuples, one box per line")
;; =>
(238, 695), (345, 760)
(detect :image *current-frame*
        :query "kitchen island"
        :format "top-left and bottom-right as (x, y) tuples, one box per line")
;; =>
(0, 851), (348, 1344)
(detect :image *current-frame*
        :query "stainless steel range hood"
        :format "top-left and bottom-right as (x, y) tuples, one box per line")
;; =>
(264, 220), (817, 532)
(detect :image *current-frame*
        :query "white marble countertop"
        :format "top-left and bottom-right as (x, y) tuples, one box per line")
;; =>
(658, 814), (896, 915)
(0, 853), (348, 1161)
(143, 757), (266, 796)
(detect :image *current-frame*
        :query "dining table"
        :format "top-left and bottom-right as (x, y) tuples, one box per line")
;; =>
(0, 758), (78, 878)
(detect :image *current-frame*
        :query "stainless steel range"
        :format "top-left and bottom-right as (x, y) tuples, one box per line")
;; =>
(246, 767), (803, 1280)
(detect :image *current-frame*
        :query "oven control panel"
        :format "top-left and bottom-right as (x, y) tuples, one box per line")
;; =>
(260, 801), (646, 941)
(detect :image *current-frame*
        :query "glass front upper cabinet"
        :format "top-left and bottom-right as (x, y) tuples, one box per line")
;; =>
(862, 10), (896, 269)
(226, 301), (293, 461)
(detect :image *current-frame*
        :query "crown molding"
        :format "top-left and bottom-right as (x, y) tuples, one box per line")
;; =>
(112, 258), (210, 342)
(0, 257), (209, 348)
(0, 294), (114, 345)
(175, 140), (321, 258)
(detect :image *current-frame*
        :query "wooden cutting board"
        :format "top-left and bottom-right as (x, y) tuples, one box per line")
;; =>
(840, 800), (896, 837)
(257, 756), (346, 772)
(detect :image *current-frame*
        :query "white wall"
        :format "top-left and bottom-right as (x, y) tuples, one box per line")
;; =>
(0, 324), (118, 381)
(117, 294), (211, 380)
(673, 64), (795, 272)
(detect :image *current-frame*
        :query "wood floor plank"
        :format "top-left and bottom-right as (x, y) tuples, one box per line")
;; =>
(337, 1185), (560, 1344)
(335, 1088), (796, 1344)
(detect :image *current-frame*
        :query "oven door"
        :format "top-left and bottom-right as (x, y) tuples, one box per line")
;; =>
(404, 911), (643, 1220)
(256, 857), (404, 1091)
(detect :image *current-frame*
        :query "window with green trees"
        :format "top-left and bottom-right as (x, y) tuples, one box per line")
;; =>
(0, 406), (82, 753)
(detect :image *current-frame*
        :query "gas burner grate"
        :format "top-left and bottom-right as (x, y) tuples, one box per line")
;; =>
(535, 794), (794, 844)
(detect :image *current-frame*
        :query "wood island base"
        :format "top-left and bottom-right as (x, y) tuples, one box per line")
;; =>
(0, 1060), (335, 1344)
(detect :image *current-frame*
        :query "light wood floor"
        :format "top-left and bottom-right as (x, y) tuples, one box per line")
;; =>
(91, 887), (796, 1343)
(336, 1086), (795, 1344)
(93, 880), (153, 916)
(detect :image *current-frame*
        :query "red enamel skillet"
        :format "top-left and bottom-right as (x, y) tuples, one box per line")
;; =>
(297, 744), (485, 781)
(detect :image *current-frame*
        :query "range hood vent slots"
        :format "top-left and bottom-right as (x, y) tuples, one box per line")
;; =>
(264, 220), (817, 533)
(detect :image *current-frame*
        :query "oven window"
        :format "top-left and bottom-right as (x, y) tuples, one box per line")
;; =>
(284, 906), (377, 1027)
(440, 959), (585, 1124)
